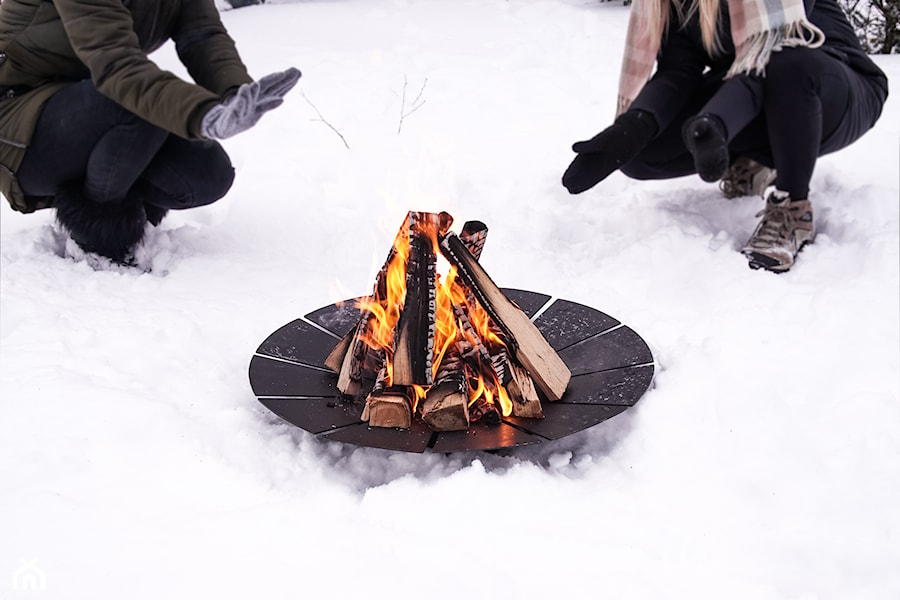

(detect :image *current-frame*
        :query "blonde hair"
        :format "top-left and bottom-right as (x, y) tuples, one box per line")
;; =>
(642, 0), (723, 56)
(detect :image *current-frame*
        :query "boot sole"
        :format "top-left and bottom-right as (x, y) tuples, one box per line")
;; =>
(746, 239), (813, 273)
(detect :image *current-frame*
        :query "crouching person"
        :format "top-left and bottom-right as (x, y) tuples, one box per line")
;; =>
(0, 0), (300, 263)
(562, 0), (887, 272)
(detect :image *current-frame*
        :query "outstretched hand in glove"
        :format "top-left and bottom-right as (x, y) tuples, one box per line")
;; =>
(562, 110), (658, 194)
(201, 67), (302, 140)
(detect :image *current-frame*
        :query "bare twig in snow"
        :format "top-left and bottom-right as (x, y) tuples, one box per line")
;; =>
(301, 91), (350, 149)
(398, 75), (428, 134)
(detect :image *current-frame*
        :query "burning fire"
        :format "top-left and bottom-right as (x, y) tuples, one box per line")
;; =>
(355, 215), (513, 416)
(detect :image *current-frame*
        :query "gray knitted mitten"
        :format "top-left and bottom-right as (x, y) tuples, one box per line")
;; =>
(201, 67), (301, 140)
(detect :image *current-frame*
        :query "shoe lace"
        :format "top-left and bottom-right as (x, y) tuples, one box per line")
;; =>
(752, 203), (794, 245)
(720, 162), (754, 197)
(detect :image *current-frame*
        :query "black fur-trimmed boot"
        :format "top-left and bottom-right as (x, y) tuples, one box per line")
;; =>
(54, 182), (148, 263)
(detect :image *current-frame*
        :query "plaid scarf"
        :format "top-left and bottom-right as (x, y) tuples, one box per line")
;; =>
(616, 0), (825, 115)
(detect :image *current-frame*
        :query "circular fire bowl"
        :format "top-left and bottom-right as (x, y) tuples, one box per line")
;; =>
(249, 289), (654, 453)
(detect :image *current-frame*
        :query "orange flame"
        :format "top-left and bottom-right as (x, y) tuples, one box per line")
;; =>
(358, 213), (513, 417)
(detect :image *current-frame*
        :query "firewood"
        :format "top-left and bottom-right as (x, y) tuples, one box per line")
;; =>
(393, 212), (439, 387)
(469, 395), (501, 426)
(325, 328), (353, 373)
(420, 381), (469, 431)
(362, 388), (414, 429)
(460, 220), (488, 260)
(362, 366), (413, 428)
(331, 213), (412, 395)
(335, 314), (386, 397)
(419, 341), (469, 431)
(439, 232), (571, 401)
(507, 362), (543, 419)
(455, 220), (515, 392)
(451, 298), (512, 417)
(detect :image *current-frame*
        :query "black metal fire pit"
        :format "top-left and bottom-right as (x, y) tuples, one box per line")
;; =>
(249, 289), (654, 453)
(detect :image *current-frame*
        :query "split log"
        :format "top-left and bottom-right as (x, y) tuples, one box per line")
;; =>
(334, 316), (385, 398)
(455, 219), (518, 396)
(507, 362), (543, 419)
(330, 216), (407, 395)
(392, 212), (439, 387)
(439, 232), (571, 401)
(419, 382), (469, 431)
(324, 328), (352, 373)
(362, 366), (414, 428)
(419, 344), (469, 431)
(362, 387), (414, 429)
(331, 210), (433, 396)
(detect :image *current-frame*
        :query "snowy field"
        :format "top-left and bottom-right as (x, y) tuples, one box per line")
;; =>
(1, 1), (898, 598)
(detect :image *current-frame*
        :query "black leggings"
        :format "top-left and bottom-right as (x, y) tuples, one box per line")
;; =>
(622, 46), (885, 199)
(17, 80), (234, 209)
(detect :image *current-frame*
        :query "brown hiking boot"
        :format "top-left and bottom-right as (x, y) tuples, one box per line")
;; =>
(720, 157), (777, 199)
(741, 192), (815, 272)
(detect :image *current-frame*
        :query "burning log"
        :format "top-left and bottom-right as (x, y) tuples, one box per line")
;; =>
(468, 395), (501, 426)
(330, 219), (407, 397)
(331, 211), (450, 397)
(438, 231), (571, 401)
(392, 212), (439, 387)
(419, 348), (469, 431)
(457, 219), (528, 421)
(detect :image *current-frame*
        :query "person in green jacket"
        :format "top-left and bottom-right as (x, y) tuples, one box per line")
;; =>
(0, 0), (300, 262)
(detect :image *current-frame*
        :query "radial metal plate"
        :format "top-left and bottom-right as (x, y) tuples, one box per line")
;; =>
(249, 289), (655, 453)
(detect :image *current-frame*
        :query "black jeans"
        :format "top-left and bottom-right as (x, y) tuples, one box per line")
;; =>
(622, 47), (886, 199)
(17, 80), (234, 209)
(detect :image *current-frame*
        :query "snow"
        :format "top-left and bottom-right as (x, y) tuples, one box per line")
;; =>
(1, 0), (898, 598)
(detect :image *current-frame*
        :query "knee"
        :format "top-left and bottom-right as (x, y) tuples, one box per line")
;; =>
(168, 141), (234, 209)
(141, 140), (235, 211)
(194, 142), (235, 205)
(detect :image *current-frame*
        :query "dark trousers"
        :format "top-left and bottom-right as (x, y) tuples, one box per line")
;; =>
(622, 47), (886, 199)
(17, 80), (234, 210)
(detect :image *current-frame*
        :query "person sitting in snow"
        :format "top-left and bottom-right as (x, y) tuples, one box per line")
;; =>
(562, 0), (887, 272)
(0, 0), (300, 263)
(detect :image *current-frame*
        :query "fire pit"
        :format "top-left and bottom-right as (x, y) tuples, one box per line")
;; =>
(248, 212), (654, 453)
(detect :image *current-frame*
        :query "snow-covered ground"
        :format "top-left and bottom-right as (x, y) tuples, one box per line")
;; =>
(1, 1), (898, 598)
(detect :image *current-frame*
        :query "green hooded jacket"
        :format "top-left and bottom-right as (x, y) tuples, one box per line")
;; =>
(0, 0), (253, 213)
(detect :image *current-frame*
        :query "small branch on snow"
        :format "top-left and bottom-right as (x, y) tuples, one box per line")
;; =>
(398, 75), (428, 134)
(301, 91), (350, 150)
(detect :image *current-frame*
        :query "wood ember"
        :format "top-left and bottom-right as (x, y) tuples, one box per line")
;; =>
(468, 395), (501, 426)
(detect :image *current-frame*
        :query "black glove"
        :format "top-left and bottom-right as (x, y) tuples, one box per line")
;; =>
(201, 67), (302, 140)
(682, 114), (729, 183)
(562, 110), (658, 194)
